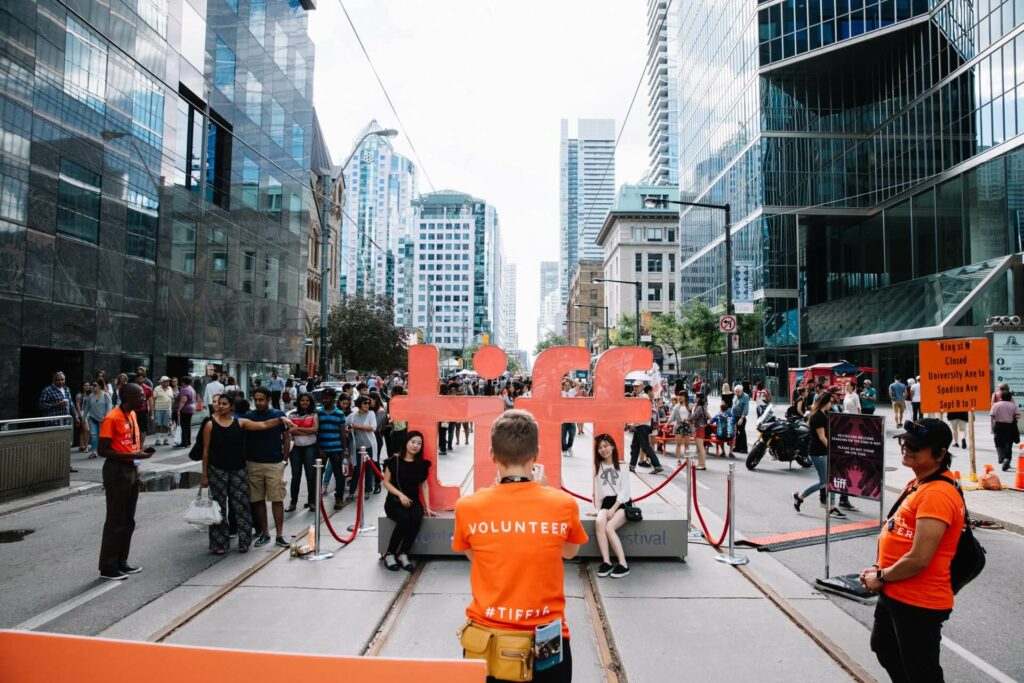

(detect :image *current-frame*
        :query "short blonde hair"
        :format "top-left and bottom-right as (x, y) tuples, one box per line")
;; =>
(491, 409), (539, 466)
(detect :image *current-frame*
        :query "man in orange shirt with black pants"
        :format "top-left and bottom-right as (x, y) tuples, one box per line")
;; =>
(454, 409), (588, 682)
(859, 418), (964, 682)
(97, 383), (154, 581)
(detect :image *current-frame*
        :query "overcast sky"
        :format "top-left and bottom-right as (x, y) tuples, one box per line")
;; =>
(309, 1), (649, 357)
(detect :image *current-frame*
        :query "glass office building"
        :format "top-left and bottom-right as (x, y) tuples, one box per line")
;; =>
(676, 0), (1024, 391)
(0, 0), (316, 417)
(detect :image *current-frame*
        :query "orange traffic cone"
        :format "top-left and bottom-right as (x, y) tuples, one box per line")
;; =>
(1016, 456), (1024, 490)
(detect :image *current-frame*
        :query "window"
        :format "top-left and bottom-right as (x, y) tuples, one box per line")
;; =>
(139, 0), (169, 36)
(290, 123), (303, 163)
(669, 253), (675, 272)
(132, 74), (164, 148)
(180, 88), (230, 209)
(171, 217), (196, 275)
(224, 0), (238, 11)
(56, 158), (101, 243)
(241, 248), (256, 293)
(181, 2), (206, 69)
(126, 186), (158, 262)
(266, 175), (282, 213)
(214, 37), (235, 99)
(64, 15), (108, 113)
(294, 51), (306, 96)
(635, 252), (643, 273)
(242, 153), (259, 208)
(632, 226), (643, 242)
(668, 229), (675, 242)
(270, 99), (284, 145)
(669, 282), (675, 301)
(273, 22), (288, 72)
(648, 254), (663, 272)
(205, 111), (232, 209)
(647, 282), (663, 302)
(209, 229), (228, 286)
(264, 254), (279, 300)
(648, 227), (663, 241)
(250, 0), (266, 45)
(245, 72), (262, 125)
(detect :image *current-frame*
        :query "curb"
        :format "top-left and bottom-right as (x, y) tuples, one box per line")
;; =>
(884, 483), (1024, 536)
(0, 482), (103, 519)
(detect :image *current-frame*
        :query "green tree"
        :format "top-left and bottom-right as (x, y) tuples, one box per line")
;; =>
(649, 312), (687, 365)
(534, 330), (567, 355)
(681, 301), (722, 376)
(326, 295), (408, 374)
(505, 352), (523, 374)
(612, 313), (637, 346)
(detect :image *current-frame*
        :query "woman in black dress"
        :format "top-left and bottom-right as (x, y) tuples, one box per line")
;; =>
(380, 431), (436, 571)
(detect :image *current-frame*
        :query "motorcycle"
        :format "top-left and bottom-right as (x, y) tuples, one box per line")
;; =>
(746, 403), (813, 470)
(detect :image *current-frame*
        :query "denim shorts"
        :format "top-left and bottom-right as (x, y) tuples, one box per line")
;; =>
(153, 409), (171, 427)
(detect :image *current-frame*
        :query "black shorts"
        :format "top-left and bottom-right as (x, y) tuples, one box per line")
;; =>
(137, 412), (149, 431)
(600, 495), (618, 510)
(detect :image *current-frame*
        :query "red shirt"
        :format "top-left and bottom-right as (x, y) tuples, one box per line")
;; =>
(136, 384), (153, 413)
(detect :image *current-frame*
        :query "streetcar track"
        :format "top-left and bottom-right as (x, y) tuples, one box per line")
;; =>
(362, 561), (426, 656)
(579, 563), (625, 683)
(148, 500), (353, 643)
(633, 466), (875, 683)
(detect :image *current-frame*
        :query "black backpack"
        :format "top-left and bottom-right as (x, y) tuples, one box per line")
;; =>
(886, 470), (986, 594)
(188, 417), (212, 462)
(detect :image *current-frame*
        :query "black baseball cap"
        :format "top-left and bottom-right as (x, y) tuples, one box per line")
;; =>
(321, 387), (336, 397)
(893, 418), (952, 450)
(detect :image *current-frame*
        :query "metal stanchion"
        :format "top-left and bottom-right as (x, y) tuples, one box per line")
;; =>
(302, 458), (334, 561)
(715, 463), (749, 566)
(347, 447), (377, 534)
(686, 455), (702, 539)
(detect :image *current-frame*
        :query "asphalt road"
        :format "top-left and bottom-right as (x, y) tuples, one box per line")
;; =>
(669, 433), (1024, 682)
(0, 488), (224, 635)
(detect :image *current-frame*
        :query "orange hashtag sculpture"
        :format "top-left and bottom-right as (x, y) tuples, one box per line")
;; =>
(390, 344), (652, 510)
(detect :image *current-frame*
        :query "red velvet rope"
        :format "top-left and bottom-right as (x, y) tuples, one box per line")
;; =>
(559, 460), (688, 503)
(690, 466), (730, 548)
(319, 454), (386, 545)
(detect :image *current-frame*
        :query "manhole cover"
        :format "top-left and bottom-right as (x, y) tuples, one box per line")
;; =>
(0, 529), (35, 543)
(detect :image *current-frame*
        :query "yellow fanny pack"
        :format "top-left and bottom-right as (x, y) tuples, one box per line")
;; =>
(458, 620), (534, 681)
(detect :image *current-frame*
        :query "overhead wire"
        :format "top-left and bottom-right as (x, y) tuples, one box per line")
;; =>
(578, 0), (675, 235)
(336, 0), (437, 193)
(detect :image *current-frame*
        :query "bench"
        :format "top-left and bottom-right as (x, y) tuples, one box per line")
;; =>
(377, 499), (688, 559)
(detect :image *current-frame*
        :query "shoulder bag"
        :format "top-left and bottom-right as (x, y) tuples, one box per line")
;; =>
(885, 470), (985, 594)
(607, 468), (642, 522)
(458, 620), (535, 681)
(189, 416), (213, 461)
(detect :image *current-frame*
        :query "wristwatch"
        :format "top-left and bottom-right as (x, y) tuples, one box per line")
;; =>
(876, 568), (886, 583)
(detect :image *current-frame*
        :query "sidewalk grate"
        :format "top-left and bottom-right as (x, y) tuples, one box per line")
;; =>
(738, 520), (880, 552)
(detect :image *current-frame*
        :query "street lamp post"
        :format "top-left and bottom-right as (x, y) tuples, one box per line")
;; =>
(573, 303), (611, 350)
(645, 197), (733, 385)
(592, 277), (641, 345)
(318, 127), (398, 382)
(564, 319), (599, 354)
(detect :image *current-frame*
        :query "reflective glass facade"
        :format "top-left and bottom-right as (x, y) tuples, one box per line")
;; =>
(0, 0), (316, 417)
(677, 0), (1024, 391)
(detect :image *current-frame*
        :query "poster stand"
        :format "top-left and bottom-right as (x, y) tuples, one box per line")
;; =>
(817, 412), (885, 603)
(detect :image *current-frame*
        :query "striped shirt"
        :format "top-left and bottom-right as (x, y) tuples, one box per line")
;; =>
(317, 407), (348, 453)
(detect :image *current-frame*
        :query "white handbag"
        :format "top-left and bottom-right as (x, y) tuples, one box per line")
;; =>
(184, 487), (223, 526)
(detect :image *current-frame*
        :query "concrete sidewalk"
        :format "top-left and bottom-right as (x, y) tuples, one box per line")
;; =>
(100, 431), (881, 681)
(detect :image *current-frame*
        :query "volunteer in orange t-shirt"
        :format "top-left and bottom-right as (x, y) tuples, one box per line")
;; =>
(97, 383), (154, 581)
(859, 418), (964, 682)
(453, 409), (588, 683)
